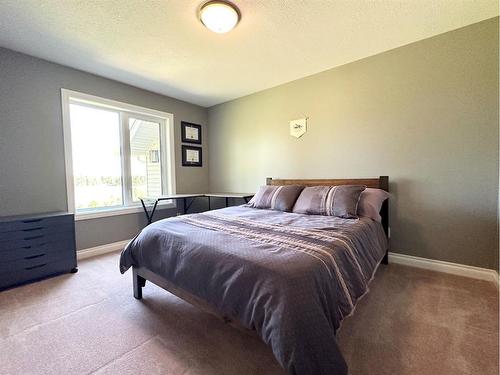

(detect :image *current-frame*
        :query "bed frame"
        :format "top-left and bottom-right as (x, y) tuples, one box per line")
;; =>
(132, 176), (390, 326)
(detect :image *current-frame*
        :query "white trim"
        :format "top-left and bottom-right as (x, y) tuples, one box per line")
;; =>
(389, 252), (499, 288)
(61, 88), (176, 219)
(61, 89), (173, 119)
(77, 239), (131, 260)
(76, 242), (500, 290)
(120, 112), (132, 206)
(163, 113), (177, 196)
(61, 89), (75, 213)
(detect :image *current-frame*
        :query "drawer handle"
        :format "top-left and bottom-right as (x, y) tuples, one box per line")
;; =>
(22, 219), (42, 223)
(24, 235), (44, 240)
(23, 242), (46, 249)
(24, 253), (45, 260)
(22, 227), (43, 232)
(25, 263), (47, 270)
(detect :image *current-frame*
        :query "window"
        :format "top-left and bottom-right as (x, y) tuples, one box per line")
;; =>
(62, 89), (175, 220)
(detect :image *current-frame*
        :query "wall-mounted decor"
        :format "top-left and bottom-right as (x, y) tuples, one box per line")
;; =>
(289, 118), (307, 138)
(181, 121), (202, 144)
(182, 145), (202, 167)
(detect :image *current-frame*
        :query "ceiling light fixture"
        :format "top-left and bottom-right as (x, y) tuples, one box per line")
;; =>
(199, 0), (241, 34)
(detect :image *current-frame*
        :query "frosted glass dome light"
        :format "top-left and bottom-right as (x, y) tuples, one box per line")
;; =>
(200, 1), (240, 34)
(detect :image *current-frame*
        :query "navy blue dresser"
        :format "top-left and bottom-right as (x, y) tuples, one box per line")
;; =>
(0, 212), (77, 290)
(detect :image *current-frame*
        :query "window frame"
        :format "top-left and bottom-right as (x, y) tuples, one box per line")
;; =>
(61, 89), (176, 221)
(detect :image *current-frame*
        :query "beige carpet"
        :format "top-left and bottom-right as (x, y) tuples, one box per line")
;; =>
(0, 252), (497, 375)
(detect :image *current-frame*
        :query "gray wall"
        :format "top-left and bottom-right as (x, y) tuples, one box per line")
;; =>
(0, 47), (209, 250)
(1, 19), (498, 268)
(208, 18), (499, 270)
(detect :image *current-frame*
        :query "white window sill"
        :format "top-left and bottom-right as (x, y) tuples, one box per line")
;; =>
(75, 201), (176, 221)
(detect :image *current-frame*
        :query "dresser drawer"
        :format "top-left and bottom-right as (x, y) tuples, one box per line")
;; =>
(0, 214), (73, 234)
(0, 231), (74, 252)
(0, 223), (74, 245)
(0, 252), (75, 274)
(0, 258), (76, 290)
(0, 238), (76, 262)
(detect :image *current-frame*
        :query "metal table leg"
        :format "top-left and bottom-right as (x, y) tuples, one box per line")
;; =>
(184, 197), (197, 214)
(140, 198), (159, 225)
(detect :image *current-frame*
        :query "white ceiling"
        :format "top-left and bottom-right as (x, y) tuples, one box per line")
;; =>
(0, 1), (498, 107)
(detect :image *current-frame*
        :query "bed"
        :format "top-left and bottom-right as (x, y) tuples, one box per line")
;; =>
(120, 176), (389, 375)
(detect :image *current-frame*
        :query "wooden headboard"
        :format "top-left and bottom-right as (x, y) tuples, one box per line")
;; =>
(266, 176), (389, 238)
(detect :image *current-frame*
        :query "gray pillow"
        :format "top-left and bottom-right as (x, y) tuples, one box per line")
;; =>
(291, 186), (331, 215)
(292, 185), (366, 218)
(249, 185), (304, 212)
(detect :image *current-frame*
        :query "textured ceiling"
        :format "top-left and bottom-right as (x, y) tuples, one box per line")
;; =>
(0, 0), (498, 107)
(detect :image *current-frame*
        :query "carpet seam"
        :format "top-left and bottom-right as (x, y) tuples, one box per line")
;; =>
(2, 298), (108, 340)
(87, 335), (159, 375)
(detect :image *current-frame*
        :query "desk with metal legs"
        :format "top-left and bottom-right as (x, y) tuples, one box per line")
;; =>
(140, 193), (254, 224)
(139, 194), (204, 224)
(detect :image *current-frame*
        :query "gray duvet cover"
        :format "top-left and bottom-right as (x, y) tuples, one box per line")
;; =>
(120, 206), (387, 375)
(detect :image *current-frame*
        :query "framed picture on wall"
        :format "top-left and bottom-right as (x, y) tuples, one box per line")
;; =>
(181, 121), (202, 144)
(182, 145), (202, 167)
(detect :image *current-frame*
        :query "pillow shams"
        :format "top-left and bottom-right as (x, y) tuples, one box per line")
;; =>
(293, 185), (366, 219)
(357, 188), (390, 222)
(291, 186), (331, 215)
(248, 185), (304, 212)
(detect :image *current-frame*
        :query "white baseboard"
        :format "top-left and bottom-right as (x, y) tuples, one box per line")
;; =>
(76, 242), (499, 289)
(389, 252), (499, 288)
(77, 239), (131, 261)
